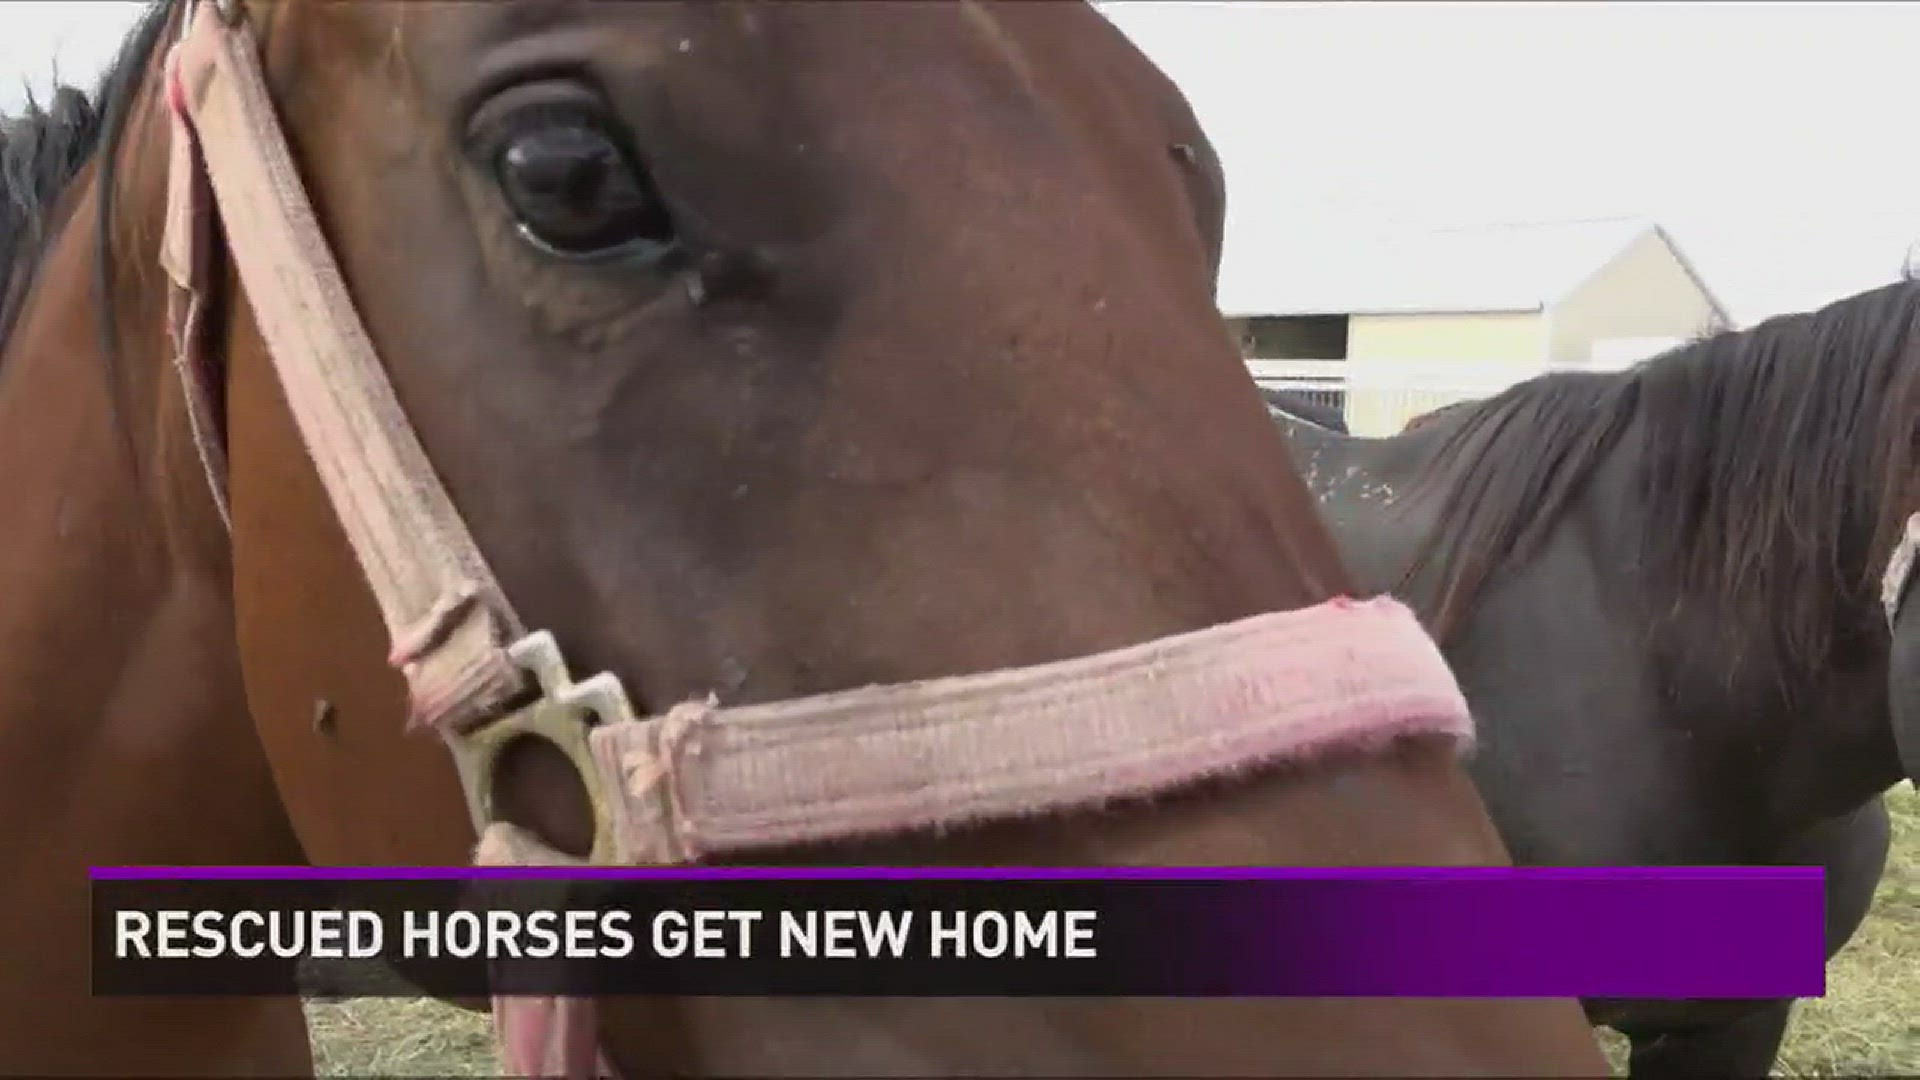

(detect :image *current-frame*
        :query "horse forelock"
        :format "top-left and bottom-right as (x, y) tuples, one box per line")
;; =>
(1403, 278), (1920, 676)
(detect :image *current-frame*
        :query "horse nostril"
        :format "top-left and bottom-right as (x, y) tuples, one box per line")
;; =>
(491, 734), (596, 858)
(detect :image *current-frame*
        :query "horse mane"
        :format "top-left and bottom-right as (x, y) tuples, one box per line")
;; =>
(0, 0), (173, 356)
(0, 88), (101, 346)
(1401, 277), (1920, 675)
(1401, 398), (1477, 434)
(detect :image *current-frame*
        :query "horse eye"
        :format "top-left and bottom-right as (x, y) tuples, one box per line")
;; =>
(492, 114), (677, 260)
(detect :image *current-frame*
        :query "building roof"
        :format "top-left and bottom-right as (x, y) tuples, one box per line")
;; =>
(1215, 216), (1732, 325)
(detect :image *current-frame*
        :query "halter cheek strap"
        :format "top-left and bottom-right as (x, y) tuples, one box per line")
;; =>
(1884, 513), (1920, 630)
(161, 37), (228, 532)
(161, 0), (529, 734)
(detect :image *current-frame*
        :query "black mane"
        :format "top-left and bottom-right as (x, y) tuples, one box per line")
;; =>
(0, 87), (100, 345)
(0, 0), (173, 353)
(1402, 278), (1920, 674)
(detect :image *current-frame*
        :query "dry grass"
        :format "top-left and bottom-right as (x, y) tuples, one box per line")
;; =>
(1768, 782), (1920, 1077)
(304, 784), (1920, 1076)
(306, 996), (495, 1077)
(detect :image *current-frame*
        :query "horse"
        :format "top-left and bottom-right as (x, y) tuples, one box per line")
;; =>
(0, 1), (1608, 1076)
(1399, 398), (1477, 434)
(1259, 386), (1349, 434)
(1271, 278), (1920, 1078)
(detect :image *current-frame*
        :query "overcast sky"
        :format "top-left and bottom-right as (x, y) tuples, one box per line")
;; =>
(1100, 1), (1920, 326)
(3, 1), (1913, 326)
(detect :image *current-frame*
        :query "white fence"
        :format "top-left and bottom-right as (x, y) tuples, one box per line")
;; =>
(1246, 358), (1535, 436)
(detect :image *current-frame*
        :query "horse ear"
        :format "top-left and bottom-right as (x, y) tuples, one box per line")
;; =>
(1888, 606), (1920, 781)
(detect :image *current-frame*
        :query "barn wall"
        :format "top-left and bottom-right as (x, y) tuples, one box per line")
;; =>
(1231, 315), (1349, 359)
(1342, 311), (1545, 434)
(1347, 310), (1545, 362)
(1548, 230), (1724, 365)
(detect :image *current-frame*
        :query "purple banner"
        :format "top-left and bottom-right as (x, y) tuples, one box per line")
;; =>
(91, 866), (1825, 999)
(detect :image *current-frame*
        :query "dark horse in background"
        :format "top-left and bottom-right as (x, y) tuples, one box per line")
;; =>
(1270, 279), (1920, 1078)
(1399, 398), (1475, 434)
(0, 0), (1606, 1075)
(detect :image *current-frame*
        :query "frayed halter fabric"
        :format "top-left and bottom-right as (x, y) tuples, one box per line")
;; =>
(155, 3), (1479, 1078)
(567, 594), (1474, 866)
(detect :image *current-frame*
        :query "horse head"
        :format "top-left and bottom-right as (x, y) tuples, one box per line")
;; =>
(0, 0), (1605, 1073)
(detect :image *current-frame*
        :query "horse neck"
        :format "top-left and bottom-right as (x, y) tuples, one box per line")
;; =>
(0, 99), (245, 759)
(1642, 444), (1904, 828)
(1777, 564), (1908, 821)
(1697, 635), (1903, 830)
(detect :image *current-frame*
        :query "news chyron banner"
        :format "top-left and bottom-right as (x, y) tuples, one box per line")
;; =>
(93, 866), (1826, 999)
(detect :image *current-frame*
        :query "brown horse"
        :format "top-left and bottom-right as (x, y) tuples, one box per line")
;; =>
(0, 1), (1605, 1076)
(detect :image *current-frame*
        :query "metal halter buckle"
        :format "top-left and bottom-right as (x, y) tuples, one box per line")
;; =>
(442, 632), (639, 864)
(1884, 513), (1920, 630)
